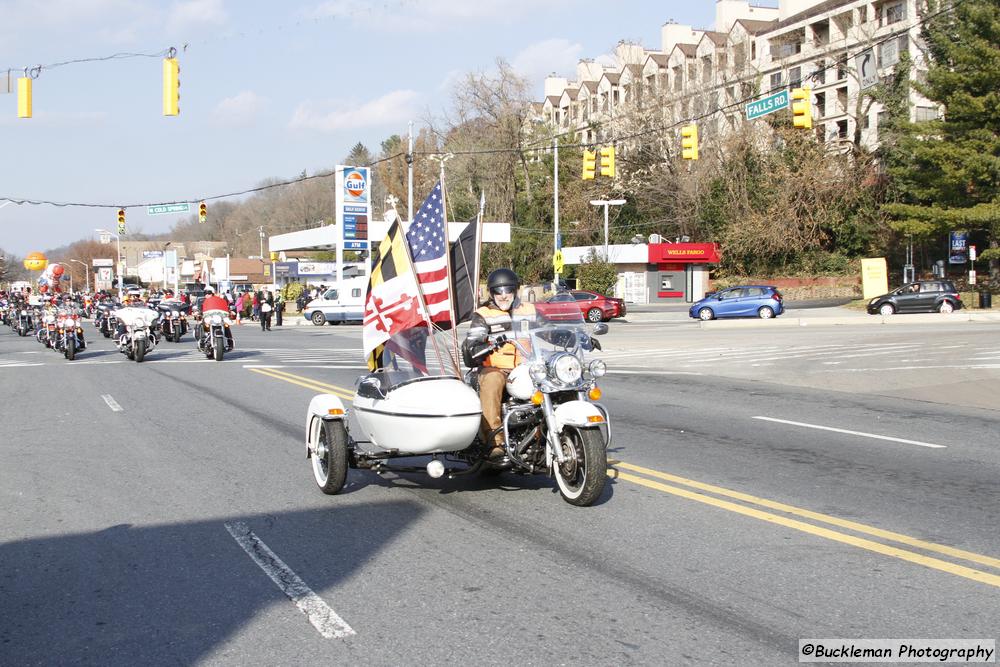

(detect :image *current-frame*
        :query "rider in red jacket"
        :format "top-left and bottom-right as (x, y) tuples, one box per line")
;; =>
(199, 286), (234, 350)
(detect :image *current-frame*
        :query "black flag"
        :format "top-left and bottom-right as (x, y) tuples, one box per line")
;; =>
(450, 215), (480, 325)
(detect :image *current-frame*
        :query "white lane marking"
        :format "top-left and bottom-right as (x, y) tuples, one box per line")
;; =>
(101, 395), (124, 412)
(820, 364), (1000, 373)
(609, 369), (703, 376)
(224, 521), (356, 640)
(752, 416), (946, 449)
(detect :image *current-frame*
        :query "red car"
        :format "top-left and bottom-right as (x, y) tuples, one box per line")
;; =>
(535, 290), (626, 323)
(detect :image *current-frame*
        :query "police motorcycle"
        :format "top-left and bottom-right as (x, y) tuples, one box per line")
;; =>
(37, 308), (59, 348)
(94, 300), (118, 338)
(114, 306), (159, 362)
(304, 309), (611, 507)
(54, 308), (86, 360)
(157, 299), (189, 342)
(194, 306), (233, 361)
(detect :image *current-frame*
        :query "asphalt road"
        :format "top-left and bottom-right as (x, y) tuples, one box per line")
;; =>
(1, 316), (997, 666)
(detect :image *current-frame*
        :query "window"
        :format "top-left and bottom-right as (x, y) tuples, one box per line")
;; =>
(815, 91), (826, 117)
(324, 290), (338, 300)
(884, 1), (906, 25)
(744, 287), (765, 297)
(351, 288), (362, 298)
(915, 106), (939, 122)
(769, 71), (784, 90)
(572, 292), (595, 301)
(550, 293), (573, 302)
(702, 55), (713, 83)
(877, 111), (888, 128)
(789, 66), (802, 88)
(814, 59), (826, 85)
(837, 119), (848, 139)
(660, 277), (673, 290)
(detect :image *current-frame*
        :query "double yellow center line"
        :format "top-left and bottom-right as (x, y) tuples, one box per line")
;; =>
(251, 366), (1000, 589)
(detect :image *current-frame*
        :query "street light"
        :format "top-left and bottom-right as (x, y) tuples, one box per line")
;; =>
(589, 199), (627, 260)
(95, 228), (123, 301)
(68, 259), (89, 293)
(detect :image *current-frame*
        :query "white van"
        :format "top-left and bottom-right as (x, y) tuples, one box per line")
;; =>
(302, 277), (367, 325)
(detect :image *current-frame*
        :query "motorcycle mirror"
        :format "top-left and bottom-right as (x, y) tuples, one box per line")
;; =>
(591, 323), (608, 336)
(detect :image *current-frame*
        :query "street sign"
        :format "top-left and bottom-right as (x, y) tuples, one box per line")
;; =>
(856, 48), (878, 90)
(147, 203), (190, 216)
(553, 250), (564, 274)
(745, 89), (790, 120)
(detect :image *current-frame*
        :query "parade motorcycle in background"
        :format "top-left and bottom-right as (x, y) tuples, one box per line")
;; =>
(157, 300), (189, 342)
(304, 310), (611, 507)
(195, 308), (233, 361)
(114, 307), (159, 362)
(55, 310), (85, 360)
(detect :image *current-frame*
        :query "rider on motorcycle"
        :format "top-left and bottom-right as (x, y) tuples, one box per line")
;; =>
(461, 268), (537, 461)
(199, 286), (234, 350)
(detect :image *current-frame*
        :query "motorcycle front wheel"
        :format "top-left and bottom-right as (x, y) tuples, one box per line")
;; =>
(66, 337), (76, 361)
(134, 339), (147, 362)
(213, 334), (224, 361)
(312, 420), (349, 495)
(554, 427), (607, 507)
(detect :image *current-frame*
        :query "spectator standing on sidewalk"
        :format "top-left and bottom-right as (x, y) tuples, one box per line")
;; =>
(275, 290), (284, 327)
(260, 291), (273, 331)
(251, 292), (260, 322)
(235, 292), (245, 325)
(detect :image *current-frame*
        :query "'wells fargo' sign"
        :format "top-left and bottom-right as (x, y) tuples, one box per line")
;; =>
(647, 243), (721, 264)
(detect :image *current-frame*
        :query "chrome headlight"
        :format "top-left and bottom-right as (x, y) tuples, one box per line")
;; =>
(528, 361), (547, 383)
(588, 359), (607, 378)
(551, 353), (583, 385)
(206, 314), (224, 325)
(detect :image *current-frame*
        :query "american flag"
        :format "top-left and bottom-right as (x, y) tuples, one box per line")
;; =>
(406, 181), (452, 326)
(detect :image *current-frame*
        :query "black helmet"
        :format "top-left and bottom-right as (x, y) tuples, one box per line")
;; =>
(487, 268), (519, 294)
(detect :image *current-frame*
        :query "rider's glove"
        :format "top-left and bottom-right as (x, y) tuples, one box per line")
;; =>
(492, 334), (508, 350)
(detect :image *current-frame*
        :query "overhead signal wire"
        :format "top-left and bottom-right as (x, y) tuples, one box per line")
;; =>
(0, 153), (404, 210)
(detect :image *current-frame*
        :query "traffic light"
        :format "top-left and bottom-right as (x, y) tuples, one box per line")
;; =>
(17, 76), (32, 118)
(599, 146), (615, 178)
(582, 149), (596, 180)
(117, 208), (126, 236)
(162, 57), (180, 116)
(791, 87), (812, 129)
(198, 201), (207, 223)
(681, 124), (699, 160)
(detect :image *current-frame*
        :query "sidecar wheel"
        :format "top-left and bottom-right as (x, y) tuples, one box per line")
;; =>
(554, 427), (607, 507)
(312, 420), (349, 495)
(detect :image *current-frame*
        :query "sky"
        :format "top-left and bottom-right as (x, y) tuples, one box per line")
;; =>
(0, 0), (731, 256)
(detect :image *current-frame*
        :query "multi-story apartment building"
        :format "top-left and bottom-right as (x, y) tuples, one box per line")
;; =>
(539, 0), (937, 153)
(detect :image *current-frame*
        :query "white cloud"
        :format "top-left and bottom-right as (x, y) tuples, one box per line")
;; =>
(211, 91), (267, 126)
(167, 0), (228, 33)
(511, 38), (585, 84)
(289, 89), (420, 133)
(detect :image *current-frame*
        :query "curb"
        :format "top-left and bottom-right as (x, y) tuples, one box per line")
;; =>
(697, 312), (1000, 329)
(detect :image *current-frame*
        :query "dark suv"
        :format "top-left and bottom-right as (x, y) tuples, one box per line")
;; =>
(866, 280), (962, 315)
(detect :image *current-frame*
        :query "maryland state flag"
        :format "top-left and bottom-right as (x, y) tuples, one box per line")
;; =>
(363, 219), (425, 371)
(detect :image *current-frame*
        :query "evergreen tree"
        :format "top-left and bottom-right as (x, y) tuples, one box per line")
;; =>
(883, 0), (1000, 280)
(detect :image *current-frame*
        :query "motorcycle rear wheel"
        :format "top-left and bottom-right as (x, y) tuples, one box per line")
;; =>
(554, 427), (607, 507)
(312, 420), (349, 494)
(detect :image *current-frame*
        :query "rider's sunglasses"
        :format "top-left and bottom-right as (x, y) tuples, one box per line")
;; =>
(490, 286), (515, 296)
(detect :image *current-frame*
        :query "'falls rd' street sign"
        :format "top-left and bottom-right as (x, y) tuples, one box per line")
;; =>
(746, 90), (790, 121)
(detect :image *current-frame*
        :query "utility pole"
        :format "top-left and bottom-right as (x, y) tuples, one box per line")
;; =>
(553, 136), (560, 288)
(407, 121), (414, 223)
(589, 199), (627, 260)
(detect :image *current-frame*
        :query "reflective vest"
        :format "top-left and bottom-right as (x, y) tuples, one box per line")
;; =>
(475, 302), (536, 370)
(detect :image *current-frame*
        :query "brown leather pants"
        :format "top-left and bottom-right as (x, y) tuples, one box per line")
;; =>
(478, 367), (509, 447)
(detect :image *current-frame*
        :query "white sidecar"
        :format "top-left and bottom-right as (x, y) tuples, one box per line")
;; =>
(353, 373), (482, 454)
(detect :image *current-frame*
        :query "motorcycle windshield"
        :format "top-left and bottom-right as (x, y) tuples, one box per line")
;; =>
(375, 324), (462, 389)
(509, 310), (598, 383)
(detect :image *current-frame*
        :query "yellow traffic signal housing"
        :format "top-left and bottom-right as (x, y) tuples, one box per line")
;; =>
(198, 201), (207, 223)
(162, 57), (180, 116)
(582, 149), (596, 180)
(17, 77), (32, 118)
(791, 87), (812, 129)
(117, 208), (126, 235)
(681, 124), (699, 160)
(599, 146), (616, 178)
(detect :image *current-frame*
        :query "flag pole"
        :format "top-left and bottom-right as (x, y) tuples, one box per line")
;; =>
(438, 162), (461, 368)
(475, 190), (485, 309)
